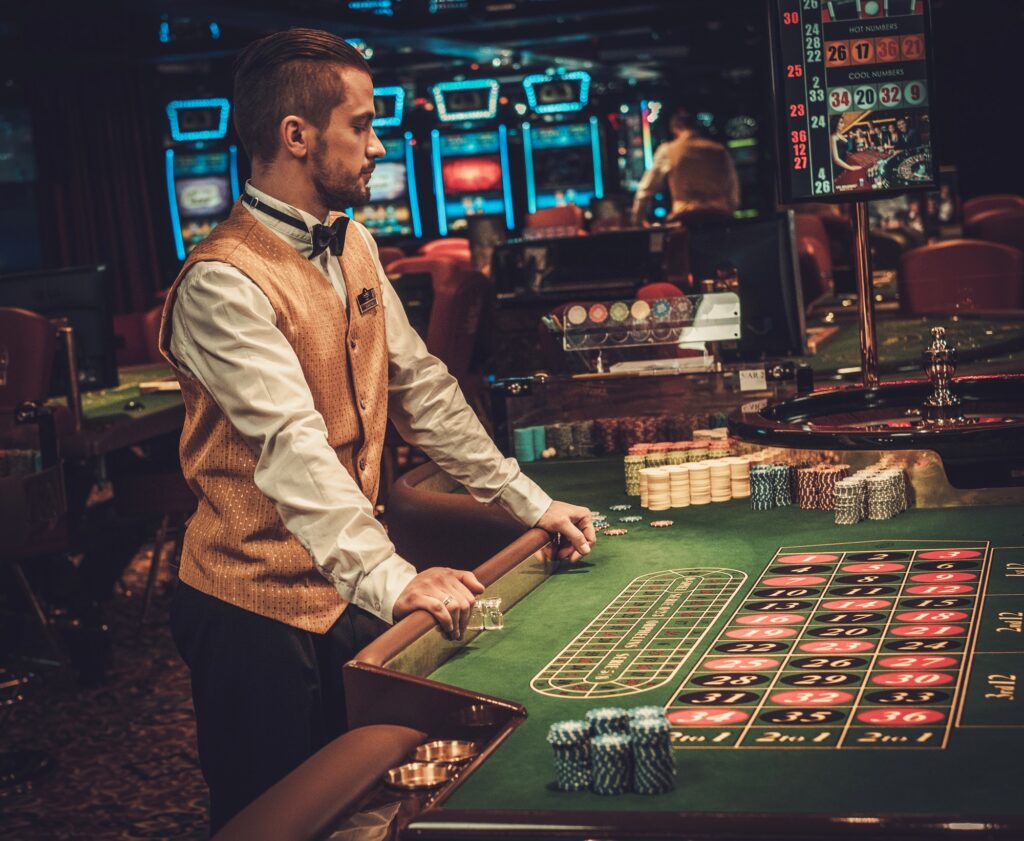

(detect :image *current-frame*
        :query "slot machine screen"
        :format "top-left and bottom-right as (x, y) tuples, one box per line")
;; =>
(173, 152), (232, 252)
(438, 131), (507, 222)
(529, 123), (595, 209)
(769, 0), (937, 203)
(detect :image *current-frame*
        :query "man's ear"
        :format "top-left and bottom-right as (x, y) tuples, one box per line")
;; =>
(279, 114), (310, 160)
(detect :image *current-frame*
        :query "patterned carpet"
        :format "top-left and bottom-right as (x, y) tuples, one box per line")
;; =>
(2, 550), (210, 840)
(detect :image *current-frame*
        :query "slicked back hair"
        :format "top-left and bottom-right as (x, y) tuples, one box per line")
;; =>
(233, 28), (371, 162)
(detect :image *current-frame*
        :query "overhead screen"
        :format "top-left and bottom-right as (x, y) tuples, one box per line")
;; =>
(769, 0), (937, 203)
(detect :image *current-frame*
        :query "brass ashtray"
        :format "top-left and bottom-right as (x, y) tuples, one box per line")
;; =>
(413, 739), (479, 764)
(384, 761), (454, 791)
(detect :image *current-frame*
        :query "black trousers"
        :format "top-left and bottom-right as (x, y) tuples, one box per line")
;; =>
(170, 582), (388, 835)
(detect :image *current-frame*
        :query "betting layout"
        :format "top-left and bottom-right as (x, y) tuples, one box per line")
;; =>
(772, 0), (936, 201)
(531, 569), (746, 699)
(667, 539), (1024, 749)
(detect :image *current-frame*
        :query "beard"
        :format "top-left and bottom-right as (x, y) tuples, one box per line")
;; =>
(310, 141), (371, 210)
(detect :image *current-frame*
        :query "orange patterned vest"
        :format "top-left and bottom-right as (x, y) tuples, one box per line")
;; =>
(158, 201), (388, 633)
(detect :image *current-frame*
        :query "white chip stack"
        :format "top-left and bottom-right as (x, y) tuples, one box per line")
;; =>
(666, 465), (691, 508)
(644, 467), (671, 511)
(710, 461), (732, 503)
(688, 462), (712, 505)
(727, 457), (751, 499)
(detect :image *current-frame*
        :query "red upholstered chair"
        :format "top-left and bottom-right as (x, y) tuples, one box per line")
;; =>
(794, 214), (833, 278)
(375, 245), (405, 271)
(637, 282), (685, 300)
(524, 205), (585, 235)
(899, 239), (1024, 315)
(964, 207), (1024, 254)
(963, 194), (1024, 224)
(419, 237), (470, 256)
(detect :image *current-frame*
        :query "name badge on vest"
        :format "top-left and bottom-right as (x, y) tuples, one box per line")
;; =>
(356, 287), (378, 315)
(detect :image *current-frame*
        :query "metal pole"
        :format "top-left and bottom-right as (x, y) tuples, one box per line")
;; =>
(852, 201), (879, 388)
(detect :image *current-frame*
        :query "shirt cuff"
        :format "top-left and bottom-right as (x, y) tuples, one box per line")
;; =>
(350, 553), (418, 624)
(495, 472), (553, 528)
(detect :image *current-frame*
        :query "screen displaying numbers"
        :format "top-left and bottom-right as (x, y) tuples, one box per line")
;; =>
(771, 0), (937, 202)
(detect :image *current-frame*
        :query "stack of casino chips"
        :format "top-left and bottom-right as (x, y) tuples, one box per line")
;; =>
(513, 427), (538, 462)
(833, 474), (868, 525)
(866, 469), (908, 520)
(771, 464), (792, 507)
(709, 460), (732, 503)
(573, 420), (597, 458)
(666, 465), (691, 507)
(642, 467), (671, 511)
(750, 464), (783, 511)
(590, 734), (633, 795)
(727, 457), (751, 499)
(624, 454), (644, 496)
(687, 461), (712, 505)
(795, 464), (852, 510)
(547, 423), (575, 458)
(692, 427), (728, 441)
(629, 713), (675, 795)
(595, 418), (622, 454)
(547, 721), (592, 791)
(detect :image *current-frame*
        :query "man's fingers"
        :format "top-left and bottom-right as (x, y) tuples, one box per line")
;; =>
(424, 595), (455, 634)
(581, 516), (598, 545)
(559, 519), (590, 556)
(457, 570), (485, 593)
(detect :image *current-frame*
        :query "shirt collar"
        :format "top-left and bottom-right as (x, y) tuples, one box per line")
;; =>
(242, 181), (332, 259)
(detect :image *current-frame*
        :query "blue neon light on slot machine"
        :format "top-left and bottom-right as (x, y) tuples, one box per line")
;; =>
(429, 79), (513, 236)
(520, 71), (603, 215)
(164, 97), (240, 260)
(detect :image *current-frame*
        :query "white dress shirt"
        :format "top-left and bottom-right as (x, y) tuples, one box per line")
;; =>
(169, 183), (552, 624)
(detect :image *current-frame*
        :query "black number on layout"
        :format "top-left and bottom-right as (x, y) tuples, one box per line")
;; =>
(771, 564), (833, 574)
(814, 612), (886, 624)
(715, 642), (791, 654)
(742, 600), (813, 612)
(808, 626), (880, 638)
(835, 574), (901, 585)
(753, 588), (821, 598)
(692, 673), (770, 687)
(780, 672), (859, 687)
(759, 708), (846, 725)
(913, 561), (980, 572)
(829, 585), (898, 597)
(865, 689), (951, 705)
(675, 690), (760, 706)
(790, 656), (869, 670)
(900, 597), (972, 609)
(844, 552), (911, 562)
(884, 639), (963, 652)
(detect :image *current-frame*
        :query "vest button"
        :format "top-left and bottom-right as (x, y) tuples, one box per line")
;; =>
(349, 338), (357, 350)
(359, 396), (367, 410)
(358, 458), (367, 471)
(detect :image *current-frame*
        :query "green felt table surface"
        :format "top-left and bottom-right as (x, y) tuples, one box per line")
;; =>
(431, 458), (1024, 817)
(77, 364), (181, 425)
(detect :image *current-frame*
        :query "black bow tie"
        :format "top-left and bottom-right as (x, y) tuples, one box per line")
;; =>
(310, 215), (349, 259)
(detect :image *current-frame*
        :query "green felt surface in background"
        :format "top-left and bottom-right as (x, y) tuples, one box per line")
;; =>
(432, 458), (1024, 816)
(76, 364), (180, 425)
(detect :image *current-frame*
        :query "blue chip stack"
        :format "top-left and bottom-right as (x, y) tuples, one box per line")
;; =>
(629, 715), (675, 795)
(547, 721), (592, 791)
(514, 427), (537, 462)
(590, 733), (633, 795)
(772, 464), (792, 507)
(586, 707), (631, 736)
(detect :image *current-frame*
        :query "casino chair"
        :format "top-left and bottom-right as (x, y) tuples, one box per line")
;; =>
(375, 245), (405, 272)
(898, 239), (1024, 315)
(637, 282), (685, 301)
(964, 207), (1024, 255)
(523, 205), (586, 236)
(419, 237), (471, 257)
(963, 194), (1024, 225)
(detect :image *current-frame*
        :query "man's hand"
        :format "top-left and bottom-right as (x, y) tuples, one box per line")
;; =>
(393, 567), (485, 640)
(536, 500), (597, 563)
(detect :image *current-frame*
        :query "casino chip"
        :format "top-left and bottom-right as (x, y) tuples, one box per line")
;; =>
(603, 528), (629, 536)
(547, 721), (592, 792)
(649, 520), (674, 528)
(609, 504), (632, 511)
(619, 515), (642, 523)
(651, 299), (672, 319)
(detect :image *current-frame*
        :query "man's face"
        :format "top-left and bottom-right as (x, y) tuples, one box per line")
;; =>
(309, 67), (385, 211)
(897, 119), (908, 132)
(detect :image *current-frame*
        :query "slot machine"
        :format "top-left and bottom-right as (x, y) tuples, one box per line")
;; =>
(721, 113), (763, 219)
(520, 71), (604, 215)
(163, 97), (240, 261)
(429, 79), (514, 236)
(349, 85), (423, 242)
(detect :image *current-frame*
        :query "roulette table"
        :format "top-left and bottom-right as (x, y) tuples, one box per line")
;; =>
(344, 457), (1024, 839)
(878, 146), (934, 189)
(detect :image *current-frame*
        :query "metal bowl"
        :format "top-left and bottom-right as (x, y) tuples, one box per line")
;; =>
(413, 739), (479, 764)
(384, 761), (454, 791)
(449, 703), (504, 729)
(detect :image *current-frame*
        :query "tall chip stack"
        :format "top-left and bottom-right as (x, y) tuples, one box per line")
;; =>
(629, 715), (675, 795)
(624, 454), (644, 496)
(728, 457), (751, 499)
(667, 465), (691, 507)
(547, 721), (592, 792)
(710, 460), (732, 502)
(688, 462), (712, 505)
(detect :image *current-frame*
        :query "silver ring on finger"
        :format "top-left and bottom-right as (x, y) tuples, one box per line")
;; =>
(442, 594), (453, 607)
